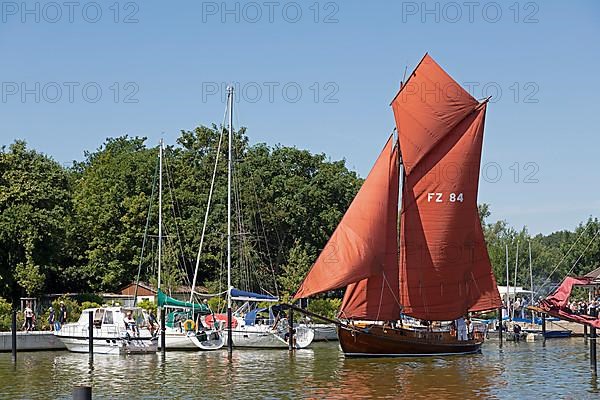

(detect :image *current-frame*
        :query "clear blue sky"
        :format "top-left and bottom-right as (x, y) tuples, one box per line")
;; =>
(1, 0), (599, 234)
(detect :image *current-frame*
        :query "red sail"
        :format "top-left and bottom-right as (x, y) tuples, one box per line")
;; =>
(391, 54), (479, 176)
(392, 55), (501, 321)
(539, 277), (600, 328)
(294, 136), (400, 322)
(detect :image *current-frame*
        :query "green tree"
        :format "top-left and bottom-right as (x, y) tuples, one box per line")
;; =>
(71, 136), (156, 291)
(0, 141), (72, 299)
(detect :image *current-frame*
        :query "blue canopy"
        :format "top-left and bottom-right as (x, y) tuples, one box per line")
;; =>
(230, 288), (278, 302)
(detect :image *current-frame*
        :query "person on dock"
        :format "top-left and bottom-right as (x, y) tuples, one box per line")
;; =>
(47, 307), (55, 331)
(58, 301), (67, 329)
(24, 303), (34, 332)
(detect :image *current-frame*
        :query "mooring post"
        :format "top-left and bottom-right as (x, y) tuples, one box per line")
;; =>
(498, 307), (503, 348)
(72, 385), (92, 400)
(541, 313), (546, 345)
(88, 311), (93, 362)
(11, 309), (17, 363)
(227, 306), (233, 355)
(288, 308), (294, 351)
(160, 307), (166, 355)
(591, 327), (597, 375)
(584, 324), (588, 342)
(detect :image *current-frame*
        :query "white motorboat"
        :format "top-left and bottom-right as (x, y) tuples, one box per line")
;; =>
(55, 306), (157, 354)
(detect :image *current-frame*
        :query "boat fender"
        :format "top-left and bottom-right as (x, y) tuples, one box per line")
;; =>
(183, 319), (195, 332)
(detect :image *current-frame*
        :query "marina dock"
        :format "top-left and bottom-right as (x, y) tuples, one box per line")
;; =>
(0, 331), (65, 352)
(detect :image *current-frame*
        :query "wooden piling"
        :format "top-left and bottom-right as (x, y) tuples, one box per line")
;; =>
(227, 306), (233, 355)
(11, 309), (17, 363)
(72, 385), (92, 400)
(542, 313), (546, 344)
(591, 327), (597, 375)
(160, 307), (166, 355)
(584, 324), (588, 341)
(498, 307), (503, 348)
(88, 311), (93, 362)
(288, 308), (294, 351)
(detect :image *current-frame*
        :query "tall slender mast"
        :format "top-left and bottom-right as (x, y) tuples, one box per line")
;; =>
(513, 242), (519, 319)
(505, 245), (510, 319)
(529, 241), (534, 320)
(158, 138), (163, 291)
(227, 86), (234, 354)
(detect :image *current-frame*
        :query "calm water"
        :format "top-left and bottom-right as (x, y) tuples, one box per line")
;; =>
(0, 340), (598, 399)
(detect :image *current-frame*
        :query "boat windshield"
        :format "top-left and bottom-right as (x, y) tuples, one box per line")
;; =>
(77, 310), (93, 324)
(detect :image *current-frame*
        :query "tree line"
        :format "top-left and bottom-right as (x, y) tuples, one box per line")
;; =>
(0, 126), (598, 305)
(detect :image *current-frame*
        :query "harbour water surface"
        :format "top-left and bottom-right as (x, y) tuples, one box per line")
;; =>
(0, 339), (598, 399)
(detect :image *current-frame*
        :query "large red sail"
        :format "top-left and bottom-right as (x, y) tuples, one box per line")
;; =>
(392, 55), (501, 321)
(391, 54), (479, 176)
(294, 136), (400, 322)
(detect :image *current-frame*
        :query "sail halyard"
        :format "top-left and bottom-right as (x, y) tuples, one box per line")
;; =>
(393, 55), (502, 320)
(293, 135), (400, 319)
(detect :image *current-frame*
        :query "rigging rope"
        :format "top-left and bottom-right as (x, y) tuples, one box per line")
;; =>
(163, 154), (193, 288)
(133, 156), (159, 306)
(535, 223), (596, 297)
(190, 125), (224, 301)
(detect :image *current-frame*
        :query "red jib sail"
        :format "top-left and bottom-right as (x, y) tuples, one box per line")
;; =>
(392, 54), (501, 321)
(294, 136), (400, 321)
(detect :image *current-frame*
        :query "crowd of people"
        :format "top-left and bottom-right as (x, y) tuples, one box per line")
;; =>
(565, 299), (600, 317)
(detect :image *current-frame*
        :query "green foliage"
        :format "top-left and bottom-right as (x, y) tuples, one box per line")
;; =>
(278, 241), (312, 301)
(81, 301), (102, 310)
(0, 141), (72, 300)
(14, 262), (45, 296)
(51, 296), (81, 323)
(0, 296), (12, 331)
(307, 298), (342, 320)
(137, 298), (157, 313)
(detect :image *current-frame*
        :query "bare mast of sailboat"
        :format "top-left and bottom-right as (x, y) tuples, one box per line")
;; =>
(158, 138), (163, 291)
(227, 86), (234, 354)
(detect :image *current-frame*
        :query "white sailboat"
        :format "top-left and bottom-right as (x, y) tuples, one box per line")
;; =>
(151, 139), (224, 351)
(214, 87), (314, 349)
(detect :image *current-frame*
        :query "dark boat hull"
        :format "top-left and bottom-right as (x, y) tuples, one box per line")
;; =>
(338, 324), (483, 357)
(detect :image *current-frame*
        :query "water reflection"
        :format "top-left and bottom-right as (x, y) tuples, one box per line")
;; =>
(0, 340), (598, 399)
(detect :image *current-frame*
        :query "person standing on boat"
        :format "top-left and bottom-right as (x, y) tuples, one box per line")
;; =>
(456, 317), (467, 340)
(124, 311), (138, 336)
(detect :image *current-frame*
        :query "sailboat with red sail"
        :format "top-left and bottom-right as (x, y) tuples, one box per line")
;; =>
(293, 54), (502, 356)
